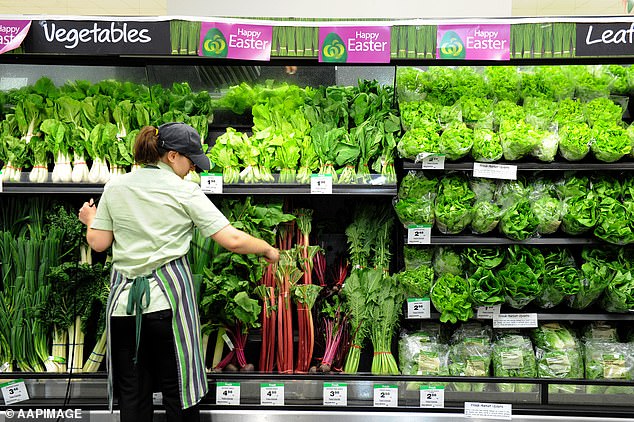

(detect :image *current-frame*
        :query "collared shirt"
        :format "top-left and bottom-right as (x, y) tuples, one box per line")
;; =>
(91, 161), (229, 279)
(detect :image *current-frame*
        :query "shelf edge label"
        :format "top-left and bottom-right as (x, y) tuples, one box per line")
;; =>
(465, 402), (512, 420)
(493, 313), (538, 329)
(473, 162), (517, 180)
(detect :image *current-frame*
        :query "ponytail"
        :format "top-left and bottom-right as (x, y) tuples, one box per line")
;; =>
(134, 126), (166, 165)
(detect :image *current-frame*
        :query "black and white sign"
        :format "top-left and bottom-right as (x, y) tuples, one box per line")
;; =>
(24, 20), (171, 55)
(420, 386), (444, 408)
(373, 384), (398, 407)
(216, 382), (240, 405)
(465, 402), (512, 420)
(260, 383), (284, 405)
(323, 383), (347, 406)
(201, 173), (223, 193)
(0, 379), (29, 405)
(493, 313), (538, 329)
(576, 23), (634, 57)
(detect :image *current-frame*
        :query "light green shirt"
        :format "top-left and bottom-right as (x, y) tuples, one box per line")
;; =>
(91, 162), (230, 279)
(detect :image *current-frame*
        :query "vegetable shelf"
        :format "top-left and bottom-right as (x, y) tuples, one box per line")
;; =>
(402, 160), (634, 172)
(404, 235), (599, 246)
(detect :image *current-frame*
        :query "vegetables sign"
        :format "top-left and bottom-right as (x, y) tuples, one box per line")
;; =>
(319, 26), (390, 63)
(0, 20), (30, 55)
(199, 22), (272, 61)
(437, 24), (510, 60)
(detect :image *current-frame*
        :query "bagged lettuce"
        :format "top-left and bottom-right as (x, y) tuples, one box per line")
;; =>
(532, 323), (584, 394)
(584, 340), (634, 394)
(471, 127), (502, 162)
(535, 248), (581, 309)
(558, 122), (592, 161)
(590, 122), (631, 163)
(449, 323), (493, 392)
(438, 121), (474, 160)
(434, 175), (475, 234)
(431, 273), (474, 323)
(492, 332), (537, 393)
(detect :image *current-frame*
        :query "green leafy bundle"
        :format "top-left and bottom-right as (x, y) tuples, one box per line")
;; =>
(430, 273), (473, 323)
(434, 175), (475, 234)
(535, 248), (581, 309)
(568, 248), (617, 310)
(449, 323), (492, 392)
(558, 122), (592, 161)
(438, 121), (474, 160)
(532, 323), (584, 393)
(492, 333), (537, 393)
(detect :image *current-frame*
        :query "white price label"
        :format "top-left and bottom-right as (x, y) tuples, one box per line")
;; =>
(0, 77), (28, 91)
(473, 163), (517, 180)
(323, 383), (347, 406)
(465, 402), (512, 420)
(493, 313), (538, 329)
(0, 379), (29, 405)
(153, 392), (163, 405)
(407, 298), (431, 319)
(311, 174), (333, 194)
(260, 383), (284, 406)
(417, 153), (445, 169)
(222, 333), (235, 351)
(200, 173), (223, 193)
(477, 305), (501, 319)
(407, 225), (431, 245)
(216, 382), (240, 405)
(373, 385), (398, 407)
(420, 386), (444, 408)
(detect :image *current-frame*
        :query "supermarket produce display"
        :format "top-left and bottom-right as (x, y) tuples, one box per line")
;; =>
(3, 18), (634, 421)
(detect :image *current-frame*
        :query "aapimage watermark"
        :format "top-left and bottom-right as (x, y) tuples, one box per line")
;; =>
(2, 408), (89, 421)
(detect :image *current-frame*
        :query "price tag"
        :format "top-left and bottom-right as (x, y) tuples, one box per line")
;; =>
(323, 383), (347, 406)
(373, 384), (398, 407)
(153, 392), (163, 405)
(417, 153), (446, 169)
(216, 382), (240, 405)
(222, 333), (235, 351)
(0, 77), (28, 90)
(260, 383), (284, 406)
(493, 313), (538, 329)
(407, 225), (431, 245)
(407, 298), (431, 319)
(477, 305), (501, 319)
(200, 173), (223, 193)
(464, 402), (512, 420)
(0, 379), (29, 405)
(473, 163), (517, 180)
(420, 386), (444, 408)
(310, 174), (333, 194)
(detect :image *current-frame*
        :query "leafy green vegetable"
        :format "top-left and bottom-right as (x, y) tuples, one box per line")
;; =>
(584, 340), (633, 394)
(590, 122), (631, 162)
(431, 273), (473, 324)
(434, 175), (475, 234)
(404, 246), (434, 270)
(433, 247), (464, 277)
(569, 248), (616, 310)
(558, 122), (592, 161)
(395, 265), (434, 298)
(471, 201), (502, 234)
(531, 194), (563, 235)
(594, 198), (634, 245)
(468, 267), (505, 307)
(438, 121), (473, 160)
(532, 323), (584, 393)
(535, 248), (581, 308)
(492, 333), (537, 393)
(499, 261), (541, 309)
(397, 125), (441, 159)
(499, 200), (539, 241)
(471, 127), (502, 162)
(561, 194), (599, 235)
(499, 119), (540, 161)
(584, 97), (624, 127)
(464, 247), (505, 270)
(601, 269), (634, 313)
(398, 329), (450, 381)
(449, 323), (492, 392)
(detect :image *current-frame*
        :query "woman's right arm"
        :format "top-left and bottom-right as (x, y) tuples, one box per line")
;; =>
(78, 199), (114, 252)
(211, 225), (280, 263)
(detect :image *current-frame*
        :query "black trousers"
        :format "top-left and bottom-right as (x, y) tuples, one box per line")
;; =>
(111, 310), (201, 422)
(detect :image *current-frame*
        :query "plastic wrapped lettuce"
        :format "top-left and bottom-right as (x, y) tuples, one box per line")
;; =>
(395, 265), (434, 298)
(484, 66), (521, 103)
(530, 190), (563, 235)
(499, 119), (541, 161)
(558, 122), (592, 161)
(627, 122), (634, 158)
(584, 340), (634, 394)
(492, 332), (537, 393)
(464, 247), (506, 270)
(471, 201), (502, 234)
(468, 267), (505, 308)
(531, 128), (560, 162)
(404, 246), (434, 270)
(590, 122), (632, 162)
(535, 248), (581, 309)
(592, 175), (623, 200)
(584, 96), (625, 127)
(399, 101), (438, 130)
(449, 323), (493, 392)
(397, 124), (441, 159)
(458, 95), (493, 126)
(493, 100), (526, 129)
(523, 96), (557, 130)
(583, 321), (620, 344)
(394, 172), (438, 227)
(568, 248), (616, 310)
(396, 66), (428, 102)
(433, 247), (464, 276)
(496, 180), (540, 240)
(594, 197), (634, 245)
(532, 323), (584, 394)
(431, 273), (474, 324)
(398, 327), (449, 389)
(438, 121), (474, 160)
(554, 98), (586, 126)
(434, 175), (475, 234)
(499, 246), (544, 309)
(601, 269), (634, 313)
(471, 127), (503, 163)
(561, 194), (599, 235)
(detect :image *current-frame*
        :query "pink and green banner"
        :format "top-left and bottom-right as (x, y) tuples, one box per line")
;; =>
(199, 22), (272, 61)
(0, 20), (31, 54)
(437, 24), (510, 60)
(319, 26), (390, 63)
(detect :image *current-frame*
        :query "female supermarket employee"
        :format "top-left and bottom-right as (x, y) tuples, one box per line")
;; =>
(78, 122), (279, 422)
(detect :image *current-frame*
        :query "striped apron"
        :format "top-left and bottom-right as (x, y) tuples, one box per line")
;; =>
(106, 256), (207, 411)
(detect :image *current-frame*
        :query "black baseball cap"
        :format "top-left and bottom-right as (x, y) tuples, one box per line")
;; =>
(157, 122), (211, 171)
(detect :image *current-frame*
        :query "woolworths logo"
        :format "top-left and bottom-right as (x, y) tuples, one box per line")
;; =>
(201, 28), (228, 57)
(321, 32), (347, 62)
(438, 30), (466, 59)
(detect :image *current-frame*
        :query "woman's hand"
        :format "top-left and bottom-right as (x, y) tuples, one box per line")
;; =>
(78, 198), (97, 226)
(262, 246), (280, 264)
